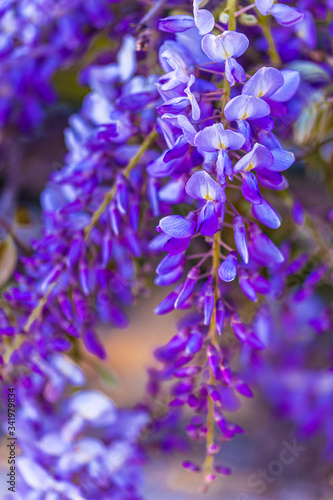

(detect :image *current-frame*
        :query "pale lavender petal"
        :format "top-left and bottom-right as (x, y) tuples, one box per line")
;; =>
(225, 58), (247, 86)
(186, 170), (225, 201)
(233, 143), (273, 173)
(68, 390), (116, 421)
(269, 69), (301, 102)
(255, 0), (274, 16)
(218, 252), (238, 282)
(178, 115), (197, 146)
(17, 457), (53, 491)
(201, 31), (249, 62)
(224, 95), (270, 121)
(252, 198), (281, 228)
(242, 67), (284, 98)
(195, 123), (224, 151)
(221, 30), (249, 58)
(193, 0), (215, 35)
(271, 148), (295, 171)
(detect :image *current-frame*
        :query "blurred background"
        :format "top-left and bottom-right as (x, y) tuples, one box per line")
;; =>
(0, 18), (332, 500)
(0, 90), (332, 500)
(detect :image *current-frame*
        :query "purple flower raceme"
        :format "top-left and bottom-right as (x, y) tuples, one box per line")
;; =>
(1, 0), (332, 495)
(2, 374), (148, 500)
(145, 6), (313, 486)
(1, 31), (160, 497)
(0, 0), (117, 130)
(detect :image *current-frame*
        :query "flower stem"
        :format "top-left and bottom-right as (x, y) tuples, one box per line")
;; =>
(21, 128), (158, 336)
(84, 127), (157, 239)
(24, 281), (58, 333)
(222, 0), (236, 113)
(258, 14), (281, 66)
(202, 231), (220, 486)
(235, 3), (255, 17)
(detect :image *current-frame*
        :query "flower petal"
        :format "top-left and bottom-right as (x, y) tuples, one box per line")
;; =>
(185, 170), (225, 201)
(269, 4), (304, 27)
(252, 198), (281, 229)
(218, 252), (238, 282)
(271, 148), (295, 172)
(241, 172), (262, 205)
(233, 143), (273, 173)
(242, 67), (284, 98)
(159, 15), (195, 33)
(224, 95), (270, 121)
(269, 69), (301, 102)
(193, 0), (215, 35)
(255, 0), (274, 16)
(159, 215), (196, 238)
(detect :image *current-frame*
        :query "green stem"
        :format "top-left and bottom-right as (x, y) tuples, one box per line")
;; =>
(202, 232), (220, 484)
(258, 14), (281, 66)
(84, 127), (157, 238)
(227, 0), (236, 30)
(222, 0), (236, 115)
(202, 1), (236, 485)
(10, 128), (158, 345)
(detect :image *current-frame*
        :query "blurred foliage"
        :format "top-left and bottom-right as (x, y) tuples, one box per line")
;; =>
(53, 31), (117, 106)
(14, 205), (33, 227)
(0, 236), (17, 288)
(294, 99), (333, 146)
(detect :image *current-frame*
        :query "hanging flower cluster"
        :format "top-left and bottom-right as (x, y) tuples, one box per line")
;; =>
(0, 0), (116, 130)
(0, 0), (333, 497)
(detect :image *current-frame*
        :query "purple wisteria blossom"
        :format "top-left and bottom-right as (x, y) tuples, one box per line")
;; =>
(202, 31), (249, 85)
(0, 0), (332, 496)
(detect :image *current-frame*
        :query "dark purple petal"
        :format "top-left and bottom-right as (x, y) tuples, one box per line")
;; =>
(159, 15), (195, 33)
(215, 298), (225, 336)
(241, 172), (262, 204)
(207, 344), (222, 380)
(186, 329), (203, 354)
(238, 269), (258, 302)
(233, 216), (249, 264)
(215, 464), (232, 475)
(198, 203), (219, 236)
(225, 58), (246, 86)
(291, 199), (305, 226)
(175, 267), (200, 309)
(83, 329), (107, 360)
(182, 460), (201, 472)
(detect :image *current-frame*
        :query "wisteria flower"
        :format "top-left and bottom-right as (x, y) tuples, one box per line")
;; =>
(186, 170), (226, 235)
(195, 123), (245, 182)
(202, 31), (249, 86)
(193, 0), (215, 35)
(157, 74), (201, 120)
